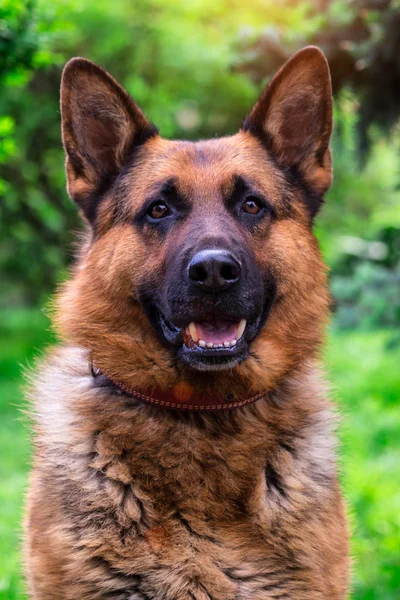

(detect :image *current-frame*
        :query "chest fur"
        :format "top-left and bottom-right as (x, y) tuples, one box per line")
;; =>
(29, 353), (346, 599)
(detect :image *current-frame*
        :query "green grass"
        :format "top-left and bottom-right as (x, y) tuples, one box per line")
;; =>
(325, 329), (400, 599)
(0, 310), (399, 599)
(0, 309), (54, 599)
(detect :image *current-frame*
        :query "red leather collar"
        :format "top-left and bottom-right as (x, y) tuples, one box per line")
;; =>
(90, 362), (266, 411)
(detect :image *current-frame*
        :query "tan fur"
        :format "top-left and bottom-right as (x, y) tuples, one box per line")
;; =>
(25, 47), (350, 599)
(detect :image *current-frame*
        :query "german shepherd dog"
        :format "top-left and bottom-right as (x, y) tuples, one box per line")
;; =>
(25, 47), (349, 599)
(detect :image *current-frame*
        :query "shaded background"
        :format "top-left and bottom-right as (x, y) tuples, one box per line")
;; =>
(0, 0), (399, 597)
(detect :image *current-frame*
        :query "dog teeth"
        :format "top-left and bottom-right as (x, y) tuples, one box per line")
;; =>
(236, 319), (246, 340)
(188, 322), (199, 342)
(187, 319), (246, 350)
(198, 339), (238, 349)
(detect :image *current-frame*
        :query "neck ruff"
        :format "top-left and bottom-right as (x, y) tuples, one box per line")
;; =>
(90, 362), (267, 411)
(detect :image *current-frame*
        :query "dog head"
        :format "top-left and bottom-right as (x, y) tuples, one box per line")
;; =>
(56, 47), (332, 396)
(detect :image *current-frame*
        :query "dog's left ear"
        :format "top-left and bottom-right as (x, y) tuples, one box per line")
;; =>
(244, 46), (333, 208)
(61, 58), (157, 222)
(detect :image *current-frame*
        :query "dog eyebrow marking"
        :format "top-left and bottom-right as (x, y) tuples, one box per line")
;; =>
(158, 177), (178, 196)
(133, 177), (190, 225)
(225, 174), (276, 217)
(145, 177), (179, 203)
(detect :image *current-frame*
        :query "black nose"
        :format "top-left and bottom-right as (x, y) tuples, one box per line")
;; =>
(187, 249), (241, 293)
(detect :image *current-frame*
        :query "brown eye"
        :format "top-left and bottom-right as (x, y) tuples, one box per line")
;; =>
(242, 197), (262, 215)
(148, 202), (170, 219)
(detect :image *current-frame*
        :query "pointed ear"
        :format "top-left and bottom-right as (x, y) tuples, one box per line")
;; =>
(60, 58), (158, 222)
(244, 46), (333, 209)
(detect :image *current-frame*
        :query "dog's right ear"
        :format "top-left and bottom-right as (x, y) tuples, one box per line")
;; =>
(61, 58), (158, 222)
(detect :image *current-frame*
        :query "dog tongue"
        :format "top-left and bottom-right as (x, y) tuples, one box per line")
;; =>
(196, 320), (238, 344)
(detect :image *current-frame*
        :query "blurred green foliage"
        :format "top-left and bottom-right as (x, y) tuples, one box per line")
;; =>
(318, 91), (400, 329)
(0, 1), (399, 598)
(235, 0), (400, 151)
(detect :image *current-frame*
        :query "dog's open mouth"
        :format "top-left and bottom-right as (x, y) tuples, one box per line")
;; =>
(180, 318), (249, 371)
(155, 311), (257, 371)
(183, 319), (246, 349)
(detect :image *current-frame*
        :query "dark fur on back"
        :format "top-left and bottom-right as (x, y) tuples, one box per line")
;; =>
(25, 47), (350, 599)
